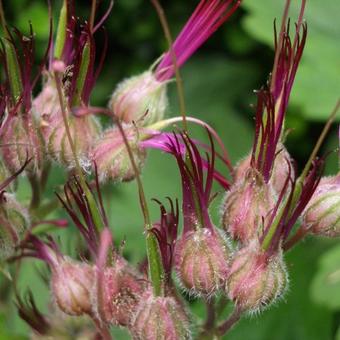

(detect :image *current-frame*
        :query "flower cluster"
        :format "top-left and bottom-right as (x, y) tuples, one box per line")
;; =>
(0, 0), (339, 339)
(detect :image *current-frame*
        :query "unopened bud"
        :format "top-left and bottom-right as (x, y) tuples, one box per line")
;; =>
(95, 257), (146, 326)
(1, 116), (44, 174)
(174, 228), (231, 297)
(51, 259), (94, 316)
(109, 71), (167, 126)
(0, 193), (30, 261)
(235, 145), (294, 195)
(131, 291), (191, 340)
(303, 174), (340, 237)
(34, 81), (101, 168)
(47, 115), (100, 168)
(90, 125), (146, 182)
(222, 168), (275, 244)
(226, 242), (288, 312)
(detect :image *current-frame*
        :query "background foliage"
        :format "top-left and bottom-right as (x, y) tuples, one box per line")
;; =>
(0, 0), (339, 339)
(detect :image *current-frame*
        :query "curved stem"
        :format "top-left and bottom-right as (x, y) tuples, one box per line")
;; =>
(115, 118), (164, 297)
(148, 116), (234, 174)
(217, 306), (242, 336)
(204, 298), (216, 331)
(299, 99), (340, 183)
(151, 0), (187, 131)
(28, 174), (40, 210)
(283, 225), (308, 251)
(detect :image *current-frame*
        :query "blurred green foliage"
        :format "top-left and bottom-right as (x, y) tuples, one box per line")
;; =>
(0, 0), (339, 339)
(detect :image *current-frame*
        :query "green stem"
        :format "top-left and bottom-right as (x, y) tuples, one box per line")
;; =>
(54, 71), (105, 234)
(115, 118), (164, 296)
(150, 0), (187, 132)
(217, 306), (242, 336)
(28, 174), (40, 210)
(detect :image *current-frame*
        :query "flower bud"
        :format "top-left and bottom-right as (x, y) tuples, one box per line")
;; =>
(95, 257), (146, 326)
(109, 71), (167, 126)
(1, 116), (44, 174)
(226, 242), (288, 312)
(174, 228), (231, 297)
(302, 175), (340, 237)
(131, 291), (191, 340)
(34, 81), (101, 168)
(51, 259), (94, 316)
(0, 193), (30, 261)
(235, 144), (294, 194)
(90, 125), (146, 182)
(221, 167), (275, 244)
(46, 115), (100, 169)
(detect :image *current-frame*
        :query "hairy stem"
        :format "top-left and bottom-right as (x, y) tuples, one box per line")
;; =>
(217, 306), (242, 336)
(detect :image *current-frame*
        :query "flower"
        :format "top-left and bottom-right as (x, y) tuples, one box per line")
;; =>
(109, 0), (241, 125)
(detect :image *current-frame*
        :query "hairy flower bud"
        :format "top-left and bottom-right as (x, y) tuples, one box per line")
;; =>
(109, 71), (167, 126)
(174, 228), (230, 297)
(46, 115), (100, 168)
(1, 116), (44, 174)
(222, 168), (275, 244)
(302, 175), (340, 237)
(90, 125), (146, 182)
(131, 291), (191, 340)
(51, 259), (94, 316)
(95, 257), (146, 326)
(34, 81), (100, 168)
(0, 193), (30, 261)
(226, 242), (288, 312)
(235, 144), (294, 194)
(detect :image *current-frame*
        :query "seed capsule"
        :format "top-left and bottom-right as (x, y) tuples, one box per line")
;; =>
(226, 242), (288, 313)
(303, 175), (340, 237)
(174, 228), (231, 297)
(131, 291), (191, 340)
(222, 167), (275, 244)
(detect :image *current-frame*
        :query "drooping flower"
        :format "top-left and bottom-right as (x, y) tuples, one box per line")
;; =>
(109, 0), (241, 125)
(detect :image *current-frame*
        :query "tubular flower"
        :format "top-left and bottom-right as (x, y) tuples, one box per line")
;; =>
(109, 0), (241, 126)
(167, 133), (231, 296)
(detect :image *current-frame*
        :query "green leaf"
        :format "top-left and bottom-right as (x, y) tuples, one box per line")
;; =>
(242, 0), (340, 121)
(310, 244), (340, 310)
